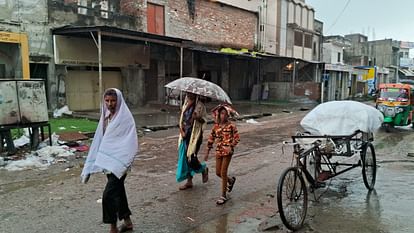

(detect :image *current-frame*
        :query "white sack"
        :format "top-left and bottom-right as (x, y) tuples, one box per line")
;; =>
(300, 101), (384, 136)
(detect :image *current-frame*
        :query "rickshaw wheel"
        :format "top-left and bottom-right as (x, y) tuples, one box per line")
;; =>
(362, 142), (376, 190)
(384, 123), (392, 133)
(277, 167), (308, 231)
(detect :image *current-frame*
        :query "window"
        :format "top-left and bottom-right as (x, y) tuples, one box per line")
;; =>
(100, 0), (109, 18)
(294, 31), (303, 46)
(304, 34), (312, 48)
(77, 0), (87, 15)
(147, 3), (165, 35)
(337, 52), (341, 63)
(313, 42), (317, 56)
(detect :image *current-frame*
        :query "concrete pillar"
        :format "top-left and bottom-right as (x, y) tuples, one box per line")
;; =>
(122, 67), (145, 107)
(190, 51), (198, 78)
(340, 72), (347, 100)
(221, 57), (230, 94)
(54, 65), (67, 109)
(46, 62), (56, 110)
(327, 72), (335, 101)
(211, 70), (218, 83)
(157, 60), (166, 103)
(136, 68), (145, 106)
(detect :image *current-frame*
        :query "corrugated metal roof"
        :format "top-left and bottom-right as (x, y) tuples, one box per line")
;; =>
(399, 69), (414, 77)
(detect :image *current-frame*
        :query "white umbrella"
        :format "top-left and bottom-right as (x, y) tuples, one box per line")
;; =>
(165, 77), (232, 104)
(300, 101), (384, 135)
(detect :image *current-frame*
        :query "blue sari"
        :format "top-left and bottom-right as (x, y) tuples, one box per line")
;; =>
(176, 140), (206, 182)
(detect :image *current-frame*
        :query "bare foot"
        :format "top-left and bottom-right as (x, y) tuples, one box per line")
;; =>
(179, 182), (193, 190)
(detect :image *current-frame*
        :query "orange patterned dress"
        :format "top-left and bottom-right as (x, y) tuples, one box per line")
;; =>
(207, 122), (240, 157)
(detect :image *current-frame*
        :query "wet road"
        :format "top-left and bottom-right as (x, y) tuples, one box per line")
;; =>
(1, 108), (414, 233)
(296, 126), (414, 233)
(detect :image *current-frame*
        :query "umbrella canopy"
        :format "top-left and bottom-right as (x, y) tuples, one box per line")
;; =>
(165, 77), (232, 104)
(300, 100), (384, 135)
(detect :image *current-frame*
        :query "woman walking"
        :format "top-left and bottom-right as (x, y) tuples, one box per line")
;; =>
(81, 88), (138, 233)
(204, 104), (240, 205)
(176, 92), (209, 190)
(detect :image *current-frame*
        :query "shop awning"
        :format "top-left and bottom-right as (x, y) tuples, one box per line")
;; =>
(52, 25), (190, 47)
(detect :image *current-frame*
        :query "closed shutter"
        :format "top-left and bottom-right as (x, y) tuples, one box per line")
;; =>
(147, 3), (164, 35)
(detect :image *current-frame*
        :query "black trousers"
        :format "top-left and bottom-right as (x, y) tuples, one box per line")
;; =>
(102, 173), (132, 224)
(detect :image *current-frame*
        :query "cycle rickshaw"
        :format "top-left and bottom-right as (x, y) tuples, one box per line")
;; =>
(277, 101), (383, 231)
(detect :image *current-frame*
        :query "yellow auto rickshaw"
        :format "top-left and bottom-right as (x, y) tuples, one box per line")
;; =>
(376, 83), (414, 131)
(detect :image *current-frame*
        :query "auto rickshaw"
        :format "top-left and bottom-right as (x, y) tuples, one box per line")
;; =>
(376, 83), (414, 131)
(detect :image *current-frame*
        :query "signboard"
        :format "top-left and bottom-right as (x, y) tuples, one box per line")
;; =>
(362, 67), (375, 81)
(324, 63), (353, 72)
(54, 35), (150, 68)
(400, 41), (414, 49)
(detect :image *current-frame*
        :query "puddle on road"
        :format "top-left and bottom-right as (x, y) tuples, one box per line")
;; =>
(0, 167), (81, 195)
(302, 161), (414, 233)
(190, 212), (257, 233)
(134, 113), (178, 128)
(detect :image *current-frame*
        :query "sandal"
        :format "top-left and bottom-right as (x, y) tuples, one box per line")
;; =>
(227, 177), (236, 192)
(179, 183), (193, 190)
(119, 223), (133, 232)
(202, 167), (209, 183)
(216, 196), (228, 205)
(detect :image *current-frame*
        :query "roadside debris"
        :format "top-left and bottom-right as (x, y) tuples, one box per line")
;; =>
(2, 145), (76, 171)
(53, 105), (73, 118)
(186, 217), (195, 222)
(14, 135), (30, 147)
(246, 119), (259, 124)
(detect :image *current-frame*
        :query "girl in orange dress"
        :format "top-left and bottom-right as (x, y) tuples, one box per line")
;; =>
(204, 104), (240, 205)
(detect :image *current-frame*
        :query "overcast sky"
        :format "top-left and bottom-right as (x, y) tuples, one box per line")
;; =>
(306, 0), (414, 42)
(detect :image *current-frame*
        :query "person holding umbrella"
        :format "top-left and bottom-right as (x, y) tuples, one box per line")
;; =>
(176, 92), (209, 190)
(204, 104), (240, 205)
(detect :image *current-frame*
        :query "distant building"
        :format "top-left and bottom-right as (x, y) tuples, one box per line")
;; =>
(322, 35), (365, 101)
(345, 34), (399, 83)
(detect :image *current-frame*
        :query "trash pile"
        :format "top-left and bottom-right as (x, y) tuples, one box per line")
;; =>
(1, 130), (89, 171)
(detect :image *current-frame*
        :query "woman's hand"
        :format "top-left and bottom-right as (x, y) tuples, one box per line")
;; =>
(180, 128), (185, 138)
(203, 149), (210, 161)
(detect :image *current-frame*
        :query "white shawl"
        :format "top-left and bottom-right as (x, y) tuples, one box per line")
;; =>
(81, 88), (138, 179)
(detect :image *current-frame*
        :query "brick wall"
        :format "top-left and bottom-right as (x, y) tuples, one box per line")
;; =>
(58, 0), (258, 50)
(167, 0), (258, 50)
(120, 0), (146, 17)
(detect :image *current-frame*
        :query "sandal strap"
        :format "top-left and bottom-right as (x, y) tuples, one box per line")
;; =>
(216, 196), (228, 204)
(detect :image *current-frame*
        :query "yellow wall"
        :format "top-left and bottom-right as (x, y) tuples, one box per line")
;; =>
(362, 67), (375, 81)
(0, 31), (30, 80)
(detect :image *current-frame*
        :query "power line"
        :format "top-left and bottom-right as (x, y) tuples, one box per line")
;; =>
(326, 0), (351, 34)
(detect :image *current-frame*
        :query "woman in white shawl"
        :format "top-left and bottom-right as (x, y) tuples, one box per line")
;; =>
(81, 88), (138, 233)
